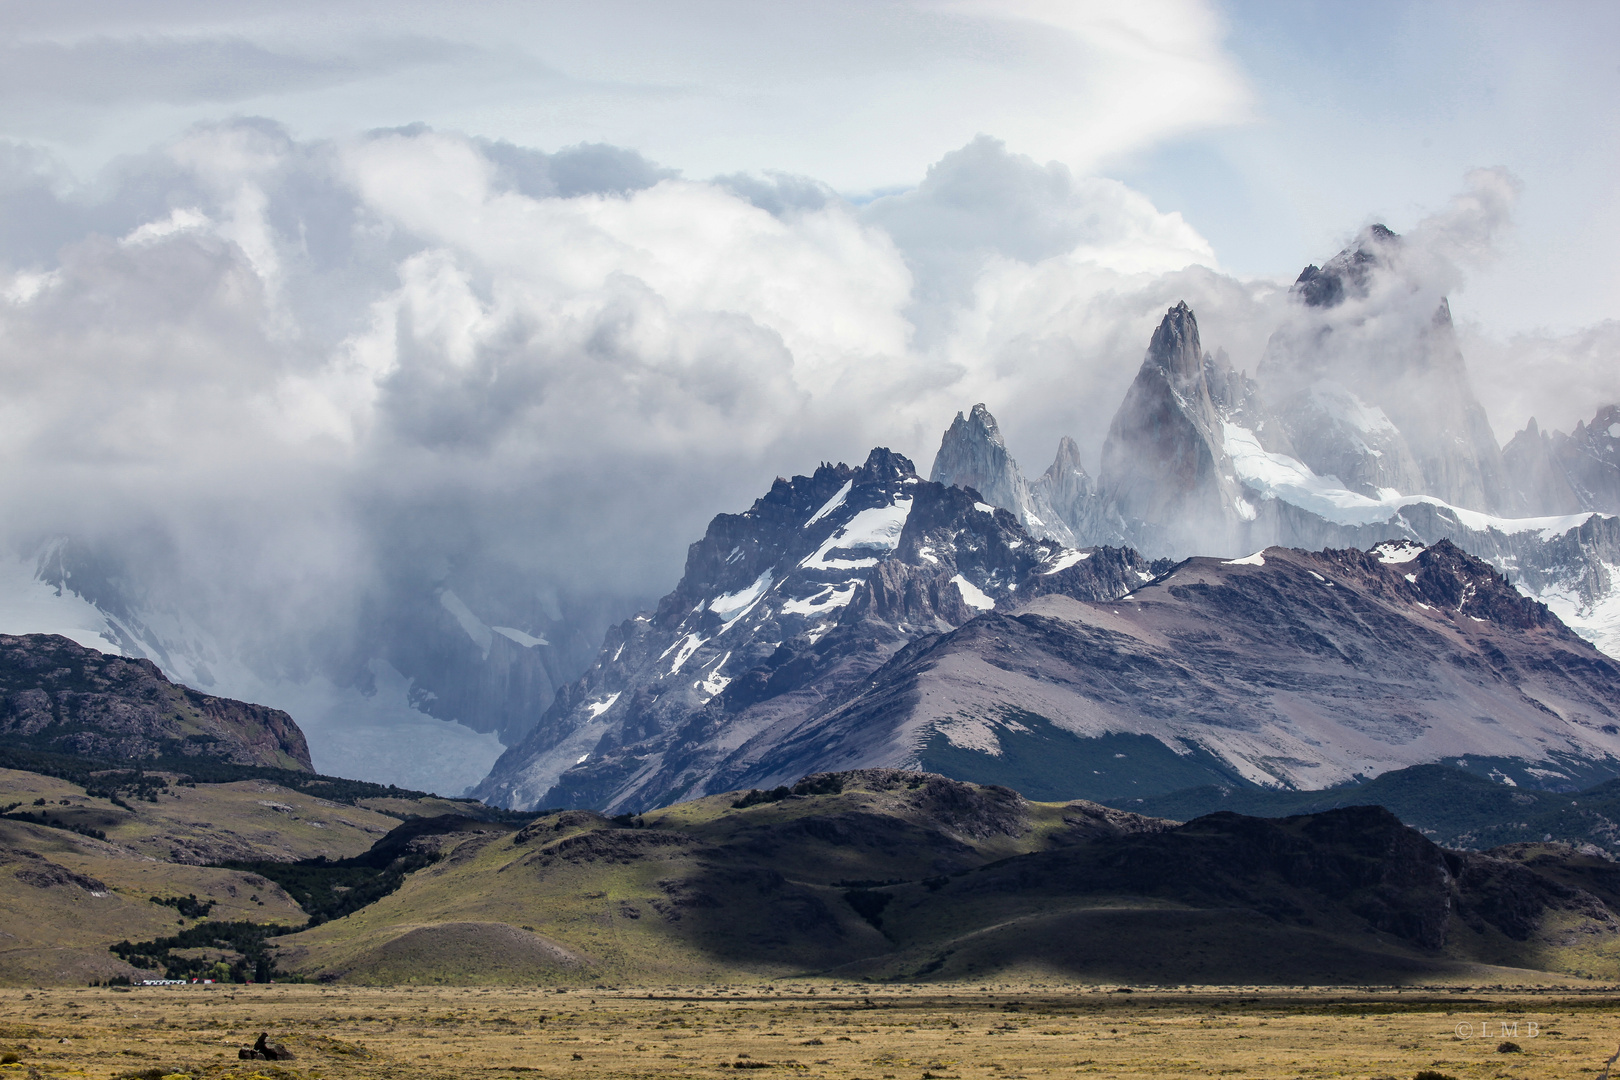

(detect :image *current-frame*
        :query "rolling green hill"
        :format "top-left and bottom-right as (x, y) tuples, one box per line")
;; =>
(268, 770), (1620, 987)
(11, 757), (1620, 988)
(0, 764), (491, 984)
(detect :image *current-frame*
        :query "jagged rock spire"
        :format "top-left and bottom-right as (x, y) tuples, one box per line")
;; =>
(1147, 300), (1205, 384)
(929, 403), (1078, 546)
(929, 404), (1025, 513)
(1097, 302), (1248, 555)
(1266, 225), (1516, 515)
(1293, 223), (1399, 308)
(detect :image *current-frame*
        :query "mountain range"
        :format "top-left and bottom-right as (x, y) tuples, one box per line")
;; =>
(469, 227), (1620, 812)
(10, 632), (1620, 987)
(1, 224), (1617, 806)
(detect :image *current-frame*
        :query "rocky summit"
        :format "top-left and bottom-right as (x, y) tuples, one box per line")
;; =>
(472, 449), (1165, 812)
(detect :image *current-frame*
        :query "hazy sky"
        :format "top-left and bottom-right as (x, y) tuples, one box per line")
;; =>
(0, 0), (1614, 712)
(2, 0), (1615, 335)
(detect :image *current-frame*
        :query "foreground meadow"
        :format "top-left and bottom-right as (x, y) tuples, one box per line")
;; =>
(0, 983), (1616, 1080)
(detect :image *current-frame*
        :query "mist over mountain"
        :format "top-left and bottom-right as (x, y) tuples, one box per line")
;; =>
(473, 218), (1620, 813)
(0, 119), (1611, 800)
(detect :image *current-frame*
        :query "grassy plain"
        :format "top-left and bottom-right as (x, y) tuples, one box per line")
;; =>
(0, 768), (436, 985)
(1, 983), (1617, 1080)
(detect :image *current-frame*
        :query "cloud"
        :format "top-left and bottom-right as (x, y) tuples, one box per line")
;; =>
(1462, 320), (1620, 437)
(0, 34), (473, 107)
(1403, 166), (1524, 293)
(0, 0), (1253, 194)
(0, 120), (1610, 793)
(0, 123), (929, 668)
(480, 139), (680, 200)
(862, 135), (1219, 351)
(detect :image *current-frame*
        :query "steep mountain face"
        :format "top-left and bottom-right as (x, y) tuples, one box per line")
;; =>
(1031, 435), (1108, 543)
(1071, 230), (1549, 560)
(1260, 226), (1515, 516)
(377, 581), (615, 747)
(727, 540), (1620, 803)
(0, 633), (312, 770)
(1561, 404), (1620, 512)
(928, 405), (1117, 551)
(929, 404), (1077, 546)
(1096, 301), (1254, 555)
(1505, 405), (1620, 517)
(1510, 512), (1620, 659)
(472, 449), (1165, 811)
(1503, 418), (1588, 515)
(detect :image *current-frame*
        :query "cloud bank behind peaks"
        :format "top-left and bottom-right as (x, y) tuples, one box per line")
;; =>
(0, 122), (1233, 622)
(0, 119), (1542, 791)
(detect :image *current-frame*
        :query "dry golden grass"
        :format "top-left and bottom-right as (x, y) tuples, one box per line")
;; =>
(0, 768), (419, 986)
(0, 983), (1616, 1080)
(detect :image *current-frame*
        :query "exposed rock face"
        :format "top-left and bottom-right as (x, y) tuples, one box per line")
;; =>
(0, 633), (312, 770)
(1293, 223), (1399, 308)
(1505, 406), (1620, 517)
(1561, 405), (1620, 513)
(929, 403), (1076, 546)
(472, 449), (1164, 811)
(1031, 436), (1115, 547)
(1259, 227), (1515, 515)
(930, 405), (1029, 523)
(1504, 417), (1588, 515)
(739, 540), (1620, 801)
(1096, 301), (1250, 554)
(378, 583), (606, 746)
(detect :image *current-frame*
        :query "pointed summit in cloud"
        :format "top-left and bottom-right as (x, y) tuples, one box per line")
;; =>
(1097, 301), (1252, 554)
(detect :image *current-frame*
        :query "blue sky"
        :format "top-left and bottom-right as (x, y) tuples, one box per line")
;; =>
(1123, 1), (1620, 332)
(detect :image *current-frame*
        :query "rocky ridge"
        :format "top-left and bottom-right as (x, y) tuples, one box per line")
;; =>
(0, 633), (312, 770)
(1504, 404), (1620, 517)
(737, 539), (1620, 803)
(472, 450), (1166, 811)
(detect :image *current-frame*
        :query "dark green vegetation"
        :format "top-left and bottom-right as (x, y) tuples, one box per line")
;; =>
(101, 815), (508, 982)
(150, 893), (215, 918)
(112, 919), (286, 983)
(1108, 762), (1620, 852)
(920, 709), (1245, 801)
(220, 815), (496, 926)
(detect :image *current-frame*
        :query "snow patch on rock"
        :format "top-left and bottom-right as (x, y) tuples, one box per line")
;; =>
(950, 574), (995, 611)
